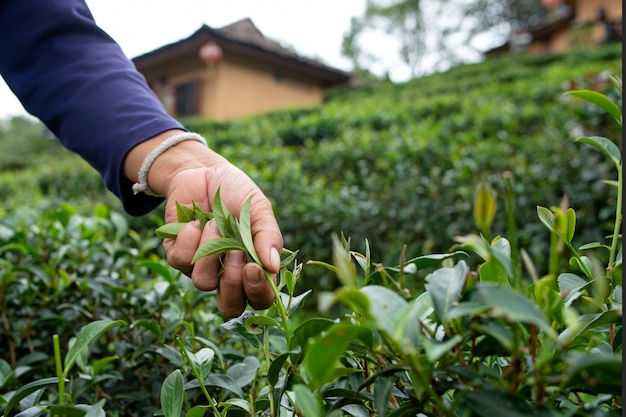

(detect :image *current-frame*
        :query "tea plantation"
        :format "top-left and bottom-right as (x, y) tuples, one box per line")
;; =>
(0, 43), (622, 416)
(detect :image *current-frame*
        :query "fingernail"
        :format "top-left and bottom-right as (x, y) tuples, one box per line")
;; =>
(225, 251), (246, 266)
(207, 220), (218, 231)
(269, 247), (280, 271)
(246, 266), (263, 284)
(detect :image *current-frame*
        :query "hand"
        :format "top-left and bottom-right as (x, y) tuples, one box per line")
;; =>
(124, 130), (283, 317)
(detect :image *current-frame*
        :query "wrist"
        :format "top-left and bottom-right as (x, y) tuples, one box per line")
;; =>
(124, 130), (225, 197)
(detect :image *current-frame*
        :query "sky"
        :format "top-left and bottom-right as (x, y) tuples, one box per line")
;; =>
(0, 0), (415, 119)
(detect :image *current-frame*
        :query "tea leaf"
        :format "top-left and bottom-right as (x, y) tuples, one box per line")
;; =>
(462, 390), (536, 417)
(239, 196), (261, 265)
(155, 222), (186, 239)
(192, 238), (247, 263)
(304, 323), (372, 388)
(267, 352), (290, 386)
(425, 261), (467, 324)
(537, 206), (556, 234)
(575, 136), (622, 168)
(566, 355), (622, 395)
(423, 334), (463, 363)
(566, 90), (622, 126)
(3, 377), (61, 417)
(293, 384), (322, 417)
(473, 284), (555, 338)
(293, 317), (335, 349)
(473, 180), (496, 236)
(186, 406), (210, 417)
(226, 356), (260, 388)
(222, 399), (252, 413)
(160, 369), (184, 417)
(175, 201), (195, 222)
(244, 315), (280, 334)
(212, 188), (235, 239)
(64, 319), (125, 376)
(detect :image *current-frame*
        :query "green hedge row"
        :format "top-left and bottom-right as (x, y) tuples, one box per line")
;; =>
(0, 44), (621, 290)
(183, 45), (622, 281)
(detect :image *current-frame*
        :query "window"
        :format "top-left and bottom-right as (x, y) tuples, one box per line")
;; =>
(175, 81), (198, 116)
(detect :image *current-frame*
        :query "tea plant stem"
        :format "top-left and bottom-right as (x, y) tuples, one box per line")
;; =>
(53, 334), (65, 406)
(607, 163), (622, 279)
(504, 173), (522, 290)
(265, 271), (290, 340)
(264, 326), (276, 417)
(176, 338), (220, 416)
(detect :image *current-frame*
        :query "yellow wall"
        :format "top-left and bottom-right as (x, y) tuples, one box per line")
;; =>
(207, 54), (323, 121)
(575, 0), (622, 45)
(527, 0), (622, 54)
(143, 50), (325, 121)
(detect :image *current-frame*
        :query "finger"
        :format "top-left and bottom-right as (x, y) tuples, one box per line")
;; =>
(249, 196), (284, 273)
(191, 220), (222, 291)
(163, 221), (202, 276)
(243, 263), (275, 310)
(217, 250), (247, 317)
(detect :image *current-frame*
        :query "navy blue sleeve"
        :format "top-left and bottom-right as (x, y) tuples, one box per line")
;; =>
(0, 0), (186, 215)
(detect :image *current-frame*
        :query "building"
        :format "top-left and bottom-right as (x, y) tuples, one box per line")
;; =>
(133, 19), (351, 121)
(486, 0), (621, 56)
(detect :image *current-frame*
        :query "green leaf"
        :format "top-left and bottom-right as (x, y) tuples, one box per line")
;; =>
(212, 188), (236, 239)
(226, 356), (260, 388)
(175, 201), (195, 222)
(188, 347), (215, 381)
(385, 251), (468, 273)
(425, 261), (467, 324)
(244, 315), (280, 334)
(293, 384), (322, 417)
(474, 180), (497, 235)
(557, 273), (590, 305)
(192, 238), (247, 263)
(186, 405), (210, 417)
(3, 377), (60, 417)
(203, 374), (244, 398)
(462, 390), (537, 417)
(222, 398), (252, 413)
(304, 323), (372, 388)
(360, 285), (420, 348)
(566, 90), (622, 126)
(239, 196), (261, 265)
(160, 369), (184, 417)
(537, 206), (556, 234)
(566, 354), (622, 395)
(48, 405), (88, 417)
(575, 136), (622, 168)
(267, 352), (290, 386)
(558, 310), (622, 346)
(473, 284), (555, 338)
(280, 248), (299, 269)
(563, 208), (576, 244)
(155, 222), (187, 239)
(84, 400), (106, 417)
(293, 317), (335, 349)
(331, 287), (370, 316)
(63, 319), (125, 376)
(423, 334), (463, 363)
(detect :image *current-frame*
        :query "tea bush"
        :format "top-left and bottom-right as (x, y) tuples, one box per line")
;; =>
(0, 70), (622, 416)
(182, 44), (622, 282)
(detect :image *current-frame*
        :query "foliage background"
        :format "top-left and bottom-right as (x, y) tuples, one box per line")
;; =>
(0, 43), (622, 416)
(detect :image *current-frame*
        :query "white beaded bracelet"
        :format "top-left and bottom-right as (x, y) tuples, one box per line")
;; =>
(132, 132), (207, 197)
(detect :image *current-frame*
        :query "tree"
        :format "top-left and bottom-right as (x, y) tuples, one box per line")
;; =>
(343, 0), (548, 79)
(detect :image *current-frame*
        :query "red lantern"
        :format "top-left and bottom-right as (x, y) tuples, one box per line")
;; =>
(541, 0), (564, 9)
(199, 41), (223, 63)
